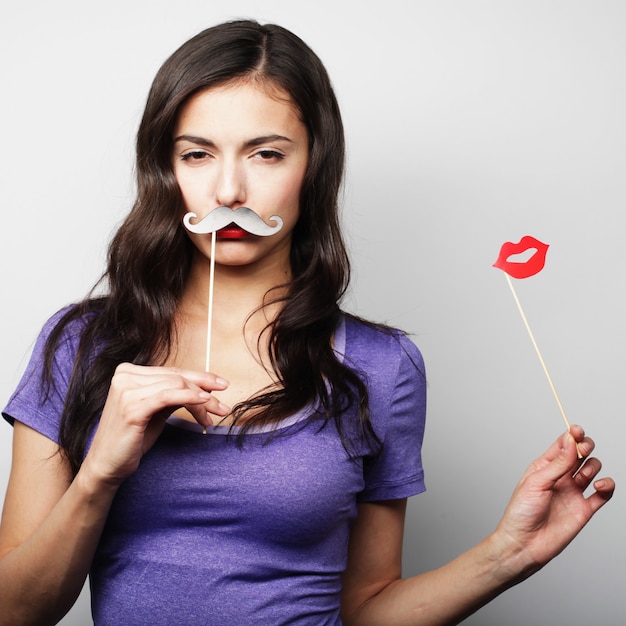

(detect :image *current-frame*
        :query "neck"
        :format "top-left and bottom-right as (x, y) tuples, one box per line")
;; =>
(180, 250), (292, 335)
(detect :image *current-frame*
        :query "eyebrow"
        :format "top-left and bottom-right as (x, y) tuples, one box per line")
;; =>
(173, 134), (294, 148)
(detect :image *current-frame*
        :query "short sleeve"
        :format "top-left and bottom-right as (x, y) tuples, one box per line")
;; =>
(358, 332), (427, 502)
(2, 308), (80, 444)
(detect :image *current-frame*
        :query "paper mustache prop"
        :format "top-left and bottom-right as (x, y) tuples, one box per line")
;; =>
(493, 236), (579, 454)
(182, 206), (284, 382)
(183, 206), (283, 236)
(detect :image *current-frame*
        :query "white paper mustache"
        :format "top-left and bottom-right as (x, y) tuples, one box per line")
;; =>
(183, 206), (283, 236)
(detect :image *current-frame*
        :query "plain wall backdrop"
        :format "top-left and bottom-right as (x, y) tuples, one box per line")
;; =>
(1, 1), (624, 624)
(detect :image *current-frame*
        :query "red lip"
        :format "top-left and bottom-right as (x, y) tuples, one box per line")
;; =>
(215, 224), (249, 239)
(493, 236), (549, 279)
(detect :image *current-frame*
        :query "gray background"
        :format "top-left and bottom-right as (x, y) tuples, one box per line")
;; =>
(1, 1), (623, 624)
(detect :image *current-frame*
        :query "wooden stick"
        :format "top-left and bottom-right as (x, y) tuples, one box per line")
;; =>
(200, 232), (216, 436)
(205, 231), (216, 373)
(504, 274), (581, 457)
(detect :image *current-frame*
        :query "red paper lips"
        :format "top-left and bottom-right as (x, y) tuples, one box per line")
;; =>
(492, 236), (549, 279)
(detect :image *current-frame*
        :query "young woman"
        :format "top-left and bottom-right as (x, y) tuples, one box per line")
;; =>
(0, 20), (614, 626)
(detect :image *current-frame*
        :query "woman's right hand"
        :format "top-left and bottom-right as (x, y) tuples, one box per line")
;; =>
(82, 363), (230, 486)
(0, 364), (228, 625)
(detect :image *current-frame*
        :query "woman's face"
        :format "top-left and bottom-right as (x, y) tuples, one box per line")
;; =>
(172, 80), (309, 271)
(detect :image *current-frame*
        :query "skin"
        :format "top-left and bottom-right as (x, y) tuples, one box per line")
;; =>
(0, 80), (615, 625)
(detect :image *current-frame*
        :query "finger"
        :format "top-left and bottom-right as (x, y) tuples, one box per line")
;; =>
(566, 423), (585, 440)
(528, 430), (582, 488)
(184, 394), (231, 424)
(574, 434), (595, 458)
(178, 369), (230, 392)
(532, 425), (584, 465)
(184, 405), (231, 428)
(586, 477), (616, 513)
(573, 457), (602, 490)
(593, 477), (616, 499)
(115, 364), (230, 391)
(119, 380), (214, 424)
(201, 395), (231, 417)
(521, 429), (577, 481)
(181, 403), (214, 429)
(111, 367), (192, 394)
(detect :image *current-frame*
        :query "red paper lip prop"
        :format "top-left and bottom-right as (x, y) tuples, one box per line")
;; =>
(493, 236), (549, 279)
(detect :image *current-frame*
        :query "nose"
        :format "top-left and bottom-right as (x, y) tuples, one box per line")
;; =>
(215, 160), (246, 208)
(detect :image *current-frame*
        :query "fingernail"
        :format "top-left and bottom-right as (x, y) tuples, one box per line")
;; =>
(218, 401), (231, 412)
(576, 440), (589, 456)
(215, 377), (229, 386)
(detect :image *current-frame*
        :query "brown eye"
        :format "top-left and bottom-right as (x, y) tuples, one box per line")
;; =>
(255, 150), (285, 161)
(181, 150), (210, 161)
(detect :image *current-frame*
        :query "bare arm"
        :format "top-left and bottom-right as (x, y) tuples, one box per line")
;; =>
(0, 423), (116, 625)
(341, 426), (615, 626)
(0, 364), (230, 625)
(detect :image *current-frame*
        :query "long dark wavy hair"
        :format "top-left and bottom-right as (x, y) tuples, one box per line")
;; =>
(44, 20), (378, 475)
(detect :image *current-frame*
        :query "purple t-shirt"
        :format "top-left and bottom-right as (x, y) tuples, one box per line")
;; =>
(3, 311), (427, 625)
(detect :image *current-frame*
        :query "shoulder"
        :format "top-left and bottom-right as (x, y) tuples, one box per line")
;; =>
(45, 302), (96, 339)
(22, 303), (98, 390)
(41, 300), (104, 358)
(2, 305), (89, 438)
(341, 314), (425, 379)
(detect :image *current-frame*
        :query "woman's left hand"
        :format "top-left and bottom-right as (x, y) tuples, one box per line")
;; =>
(492, 424), (615, 579)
